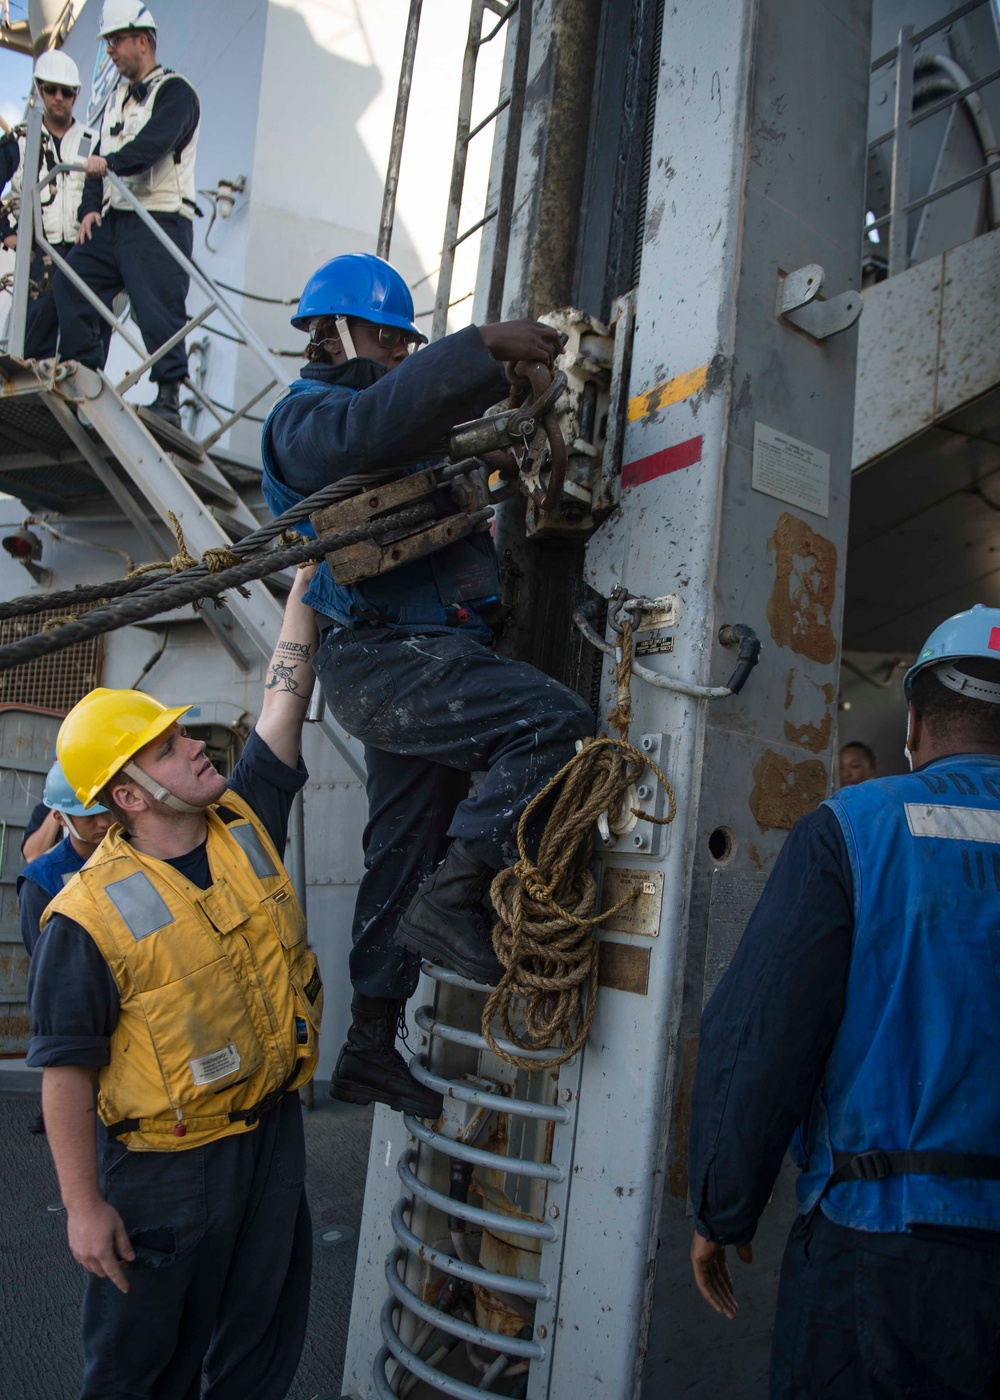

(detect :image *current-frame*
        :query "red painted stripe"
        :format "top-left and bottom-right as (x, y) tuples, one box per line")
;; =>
(989, 626), (1000, 652)
(622, 435), (703, 489)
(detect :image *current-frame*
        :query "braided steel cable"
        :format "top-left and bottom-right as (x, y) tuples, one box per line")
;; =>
(0, 502), (446, 673)
(0, 457), (479, 624)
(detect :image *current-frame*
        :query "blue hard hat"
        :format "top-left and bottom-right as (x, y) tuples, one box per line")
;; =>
(903, 603), (1000, 703)
(291, 252), (426, 341)
(43, 760), (107, 817)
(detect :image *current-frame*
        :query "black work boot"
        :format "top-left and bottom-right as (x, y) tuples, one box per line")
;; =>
(146, 380), (183, 429)
(395, 839), (504, 986)
(329, 994), (442, 1119)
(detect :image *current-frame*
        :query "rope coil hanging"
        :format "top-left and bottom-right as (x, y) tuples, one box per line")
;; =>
(484, 618), (675, 1070)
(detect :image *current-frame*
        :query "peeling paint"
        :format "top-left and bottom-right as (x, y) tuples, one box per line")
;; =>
(766, 512), (838, 663)
(783, 667), (835, 753)
(749, 750), (828, 831)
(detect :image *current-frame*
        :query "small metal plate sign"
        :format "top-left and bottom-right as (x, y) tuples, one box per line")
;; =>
(599, 867), (664, 937)
(752, 421), (830, 519)
(635, 634), (675, 658)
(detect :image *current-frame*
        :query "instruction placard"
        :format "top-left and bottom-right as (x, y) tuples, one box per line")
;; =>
(752, 422), (830, 518)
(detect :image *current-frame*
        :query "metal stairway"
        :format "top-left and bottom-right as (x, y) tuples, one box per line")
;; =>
(0, 92), (363, 776)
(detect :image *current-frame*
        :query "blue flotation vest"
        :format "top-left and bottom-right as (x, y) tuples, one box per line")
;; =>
(797, 755), (1000, 1232)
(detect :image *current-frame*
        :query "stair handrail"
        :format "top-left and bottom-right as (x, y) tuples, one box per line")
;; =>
(8, 156), (292, 446)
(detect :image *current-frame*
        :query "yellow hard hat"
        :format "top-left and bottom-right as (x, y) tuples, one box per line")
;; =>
(57, 688), (191, 809)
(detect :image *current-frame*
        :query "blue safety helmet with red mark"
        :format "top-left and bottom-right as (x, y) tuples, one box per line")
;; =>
(291, 252), (426, 341)
(903, 603), (1000, 705)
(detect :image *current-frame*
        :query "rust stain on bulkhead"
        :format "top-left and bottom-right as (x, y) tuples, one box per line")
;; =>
(749, 750), (827, 831)
(766, 513), (837, 664)
(783, 667), (835, 753)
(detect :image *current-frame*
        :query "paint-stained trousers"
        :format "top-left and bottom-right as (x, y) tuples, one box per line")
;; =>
(313, 625), (593, 1000)
(54, 208), (193, 383)
(769, 1210), (1000, 1399)
(80, 1092), (310, 1400)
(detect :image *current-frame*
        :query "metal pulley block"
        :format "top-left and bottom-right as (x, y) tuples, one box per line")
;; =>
(308, 458), (490, 586)
(446, 307), (617, 540)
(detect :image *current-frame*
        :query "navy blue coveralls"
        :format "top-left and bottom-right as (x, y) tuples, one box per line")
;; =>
(0, 128), (74, 360)
(26, 732), (311, 1400)
(262, 328), (593, 1001)
(53, 74), (199, 383)
(689, 754), (1000, 1400)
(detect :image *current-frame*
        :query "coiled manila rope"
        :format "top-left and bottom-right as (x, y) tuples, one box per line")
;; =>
(484, 619), (676, 1069)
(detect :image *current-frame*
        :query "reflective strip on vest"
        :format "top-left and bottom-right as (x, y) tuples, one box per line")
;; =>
(228, 821), (277, 879)
(904, 802), (1000, 843)
(105, 869), (173, 940)
(44, 788), (321, 1151)
(798, 755), (1000, 1233)
(101, 69), (198, 217)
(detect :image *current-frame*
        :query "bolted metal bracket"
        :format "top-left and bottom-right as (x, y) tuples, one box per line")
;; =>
(598, 731), (673, 858)
(776, 263), (863, 341)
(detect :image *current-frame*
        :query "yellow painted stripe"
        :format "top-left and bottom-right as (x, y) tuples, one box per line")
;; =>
(627, 362), (709, 423)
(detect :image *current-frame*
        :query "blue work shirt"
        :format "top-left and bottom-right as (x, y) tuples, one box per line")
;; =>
(689, 751), (1000, 1246)
(26, 730), (306, 1070)
(262, 327), (508, 633)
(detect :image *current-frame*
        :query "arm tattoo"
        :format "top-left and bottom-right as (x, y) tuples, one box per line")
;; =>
(265, 661), (302, 694)
(276, 640), (312, 661)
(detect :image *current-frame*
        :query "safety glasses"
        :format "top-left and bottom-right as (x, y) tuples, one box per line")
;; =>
(375, 325), (421, 352)
(39, 84), (79, 98)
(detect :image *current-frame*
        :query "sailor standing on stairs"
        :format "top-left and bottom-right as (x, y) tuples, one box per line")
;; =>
(26, 566), (323, 1400)
(261, 251), (593, 1122)
(0, 52), (96, 360)
(53, 0), (199, 429)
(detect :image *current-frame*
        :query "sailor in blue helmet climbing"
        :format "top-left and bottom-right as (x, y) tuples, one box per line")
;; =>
(687, 603), (1000, 1398)
(262, 252), (593, 1120)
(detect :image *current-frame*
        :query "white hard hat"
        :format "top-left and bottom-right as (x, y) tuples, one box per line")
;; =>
(33, 50), (81, 90)
(97, 0), (156, 38)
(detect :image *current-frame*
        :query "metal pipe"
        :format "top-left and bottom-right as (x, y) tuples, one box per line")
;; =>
(384, 1249), (544, 1359)
(404, 1111), (564, 1181)
(413, 1003), (568, 1063)
(888, 26), (914, 277)
(433, 0), (488, 340)
(378, 0), (423, 260)
(7, 95), (43, 357)
(397, 1149), (558, 1241)
(287, 789), (306, 909)
(390, 1198), (550, 1300)
(570, 607), (735, 700)
(410, 1053), (571, 1122)
(871, 0), (990, 72)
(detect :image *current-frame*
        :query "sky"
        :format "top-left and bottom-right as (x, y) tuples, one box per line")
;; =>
(0, 37), (31, 130)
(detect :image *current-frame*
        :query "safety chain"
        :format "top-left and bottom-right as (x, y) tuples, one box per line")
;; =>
(485, 618), (676, 1069)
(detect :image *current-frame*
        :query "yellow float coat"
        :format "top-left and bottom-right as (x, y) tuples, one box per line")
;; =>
(44, 791), (322, 1151)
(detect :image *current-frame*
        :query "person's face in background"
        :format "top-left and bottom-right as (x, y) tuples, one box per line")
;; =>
(839, 743), (878, 787)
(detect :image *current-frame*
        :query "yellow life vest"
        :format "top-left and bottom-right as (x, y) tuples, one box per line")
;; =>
(43, 791), (322, 1152)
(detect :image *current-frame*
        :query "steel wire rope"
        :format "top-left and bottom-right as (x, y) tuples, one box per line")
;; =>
(485, 619), (676, 1069)
(0, 502), (442, 672)
(0, 452), (476, 624)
